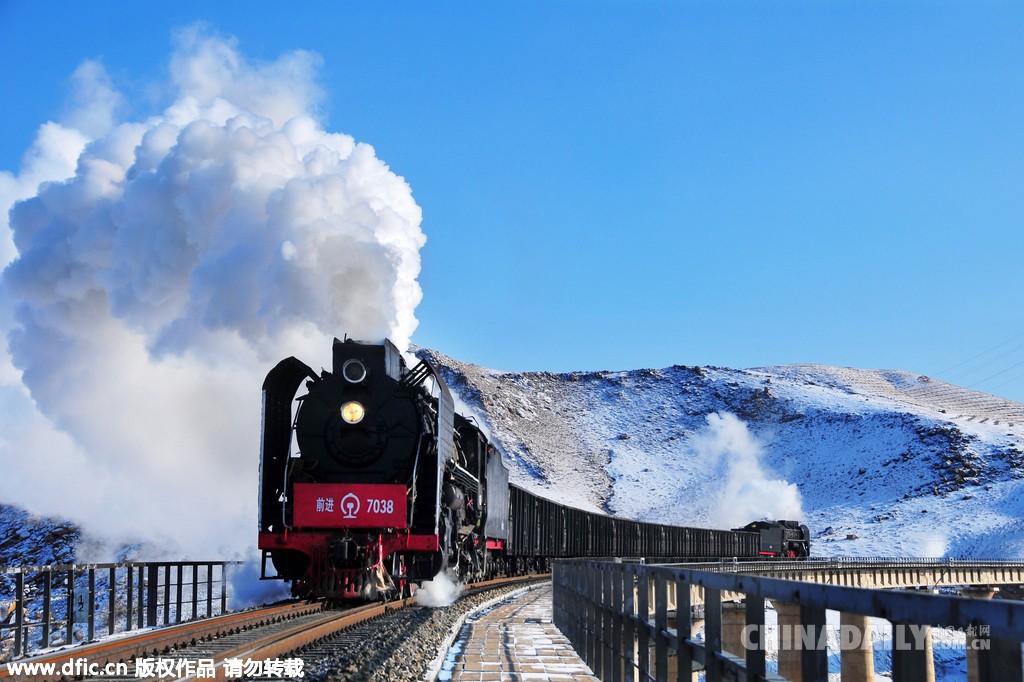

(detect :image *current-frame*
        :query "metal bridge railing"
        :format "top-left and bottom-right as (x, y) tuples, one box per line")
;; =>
(0, 562), (238, 661)
(553, 559), (1024, 682)
(651, 557), (1024, 572)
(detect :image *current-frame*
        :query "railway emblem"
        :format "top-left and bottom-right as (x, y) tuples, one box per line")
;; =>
(340, 492), (360, 519)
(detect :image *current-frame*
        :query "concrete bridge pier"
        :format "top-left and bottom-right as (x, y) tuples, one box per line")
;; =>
(721, 601), (747, 658)
(961, 586), (998, 682)
(773, 601), (804, 682)
(774, 604), (882, 682)
(839, 611), (875, 682)
(891, 621), (935, 682)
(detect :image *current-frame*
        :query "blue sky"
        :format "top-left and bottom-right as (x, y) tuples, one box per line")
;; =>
(2, 2), (1023, 401)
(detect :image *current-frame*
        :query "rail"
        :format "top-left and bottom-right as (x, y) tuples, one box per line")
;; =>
(0, 561), (238, 660)
(553, 559), (1024, 682)
(0, 572), (547, 681)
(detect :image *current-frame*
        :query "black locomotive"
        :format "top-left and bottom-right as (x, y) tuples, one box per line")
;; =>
(258, 338), (810, 599)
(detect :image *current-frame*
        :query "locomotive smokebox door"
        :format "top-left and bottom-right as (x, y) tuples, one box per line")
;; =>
(484, 450), (510, 539)
(759, 526), (783, 554)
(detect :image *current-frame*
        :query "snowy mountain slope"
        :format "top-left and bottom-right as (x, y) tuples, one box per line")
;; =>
(3, 350), (1021, 575)
(0, 505), (79, 569)
(415, 348), (1024, 560)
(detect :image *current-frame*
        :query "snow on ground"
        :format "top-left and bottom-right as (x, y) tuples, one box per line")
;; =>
(417, 348), (1024, 560)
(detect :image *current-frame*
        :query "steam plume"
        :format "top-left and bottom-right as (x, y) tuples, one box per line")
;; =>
(0, 26), (425, 557)
(692, 412), (804, 528)
(416, 570), (464, 608)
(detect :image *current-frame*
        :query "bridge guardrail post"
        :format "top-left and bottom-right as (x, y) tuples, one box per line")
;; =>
(136, 564), (145, 629)
(675, 577), (694, 682)
(107, 566), (116, 636)
(654, 573), (668, 682)
(191, 563), (199, 619)
(591, 564), (601, 679)
(589, 561), (598, 671)
(703, 586), (721, 682)
(581, 562), (590, 667)
(603, 566), (614, 680)
(606, 561), (622, 679)
(220, 563), (228, 615)
(65, 567), (74, 645)
(637, 568), (650, 681)
(624, 569), (636, 679)
(162, 565), (171, 625)
(571, 562), (586, 667)
(568, 563), (580, 654)
(126, 564), (133, 631)
(744, 595), (767, 680)
(87, 567), (96, 642)
(146, 564), (158, 627)
(589, 561), (598, 679)
(13, 571), (24, 658)
(40, 568), (51, 649)
(175, 564), (183, 623)
(205, 563), (214, 617)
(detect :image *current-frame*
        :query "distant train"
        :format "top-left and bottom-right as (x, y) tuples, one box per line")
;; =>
(258, 338), (811, 599)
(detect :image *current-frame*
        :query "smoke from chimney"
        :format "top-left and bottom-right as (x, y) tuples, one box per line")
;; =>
(0, 26), (425, 557)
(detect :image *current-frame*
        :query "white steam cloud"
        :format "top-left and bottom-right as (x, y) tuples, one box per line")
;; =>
(415, 570), (464, 608)
(0, 26), (425, 558)
(692, 412), (804, 528)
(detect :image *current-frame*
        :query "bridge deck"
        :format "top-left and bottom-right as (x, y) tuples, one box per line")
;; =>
(434, 584), (597, 681)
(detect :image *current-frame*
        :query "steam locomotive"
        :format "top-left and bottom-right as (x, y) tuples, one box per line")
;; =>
(258, 338), (811, 599)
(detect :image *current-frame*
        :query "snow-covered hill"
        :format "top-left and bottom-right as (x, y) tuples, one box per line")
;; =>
(3, 352), (1022, 571)
(416, 348), (1024, 559)
(0, 505), (79, 569)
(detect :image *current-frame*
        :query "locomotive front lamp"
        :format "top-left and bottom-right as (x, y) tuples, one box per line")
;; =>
(341, 401), (365, 424)
(342, 359), (368, 383)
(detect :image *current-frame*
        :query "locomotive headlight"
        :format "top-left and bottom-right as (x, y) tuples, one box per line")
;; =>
(340, 401), (365, 424)
(342, 359), (367, 384)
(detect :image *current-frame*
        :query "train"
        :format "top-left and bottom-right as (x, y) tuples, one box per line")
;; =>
(258, 338), (811, 599)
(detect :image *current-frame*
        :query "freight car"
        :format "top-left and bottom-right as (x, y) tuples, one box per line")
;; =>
(258, 338), (810, 599)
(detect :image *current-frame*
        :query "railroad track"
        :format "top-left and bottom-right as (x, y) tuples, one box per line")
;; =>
(285, 575), (551, 682)
(0, 575), (548, 682)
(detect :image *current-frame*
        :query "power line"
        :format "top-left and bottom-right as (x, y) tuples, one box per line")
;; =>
(984, 366), (1024, 393)
(970, 359), (1024, 392)
(936, 329), (1024, 379)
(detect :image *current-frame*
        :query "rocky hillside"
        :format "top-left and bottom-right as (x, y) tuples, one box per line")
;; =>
(415, 348), (1024, 559)
(0, 505), (79, 569)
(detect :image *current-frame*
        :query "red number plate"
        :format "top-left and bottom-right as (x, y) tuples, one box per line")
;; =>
(292, 483), (407, 528)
